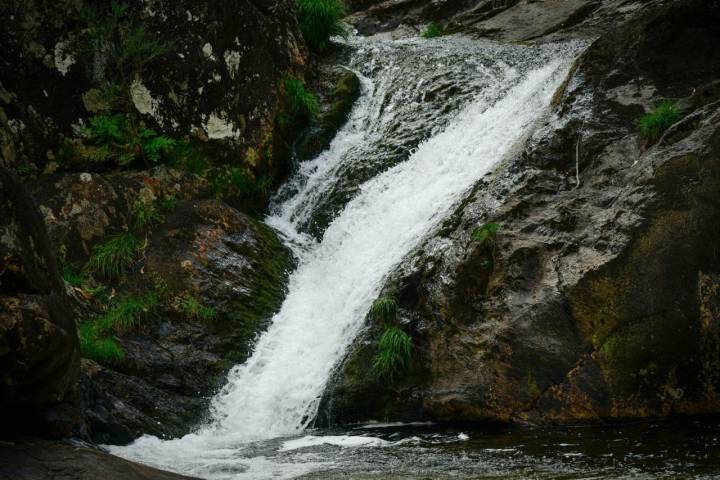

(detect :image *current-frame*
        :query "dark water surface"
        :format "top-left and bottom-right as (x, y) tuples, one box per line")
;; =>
(279, 419), (720, 479)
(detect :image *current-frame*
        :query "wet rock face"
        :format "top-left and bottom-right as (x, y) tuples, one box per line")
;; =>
(141, 199), (292, 364)
(58, 187), (292, 443)
(0, 0), (306, 176)
(0, 168), (80, 436)
(324, 0), (720, 425)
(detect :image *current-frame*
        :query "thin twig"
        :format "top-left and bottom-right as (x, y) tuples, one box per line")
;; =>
(574, 119), (586, 189)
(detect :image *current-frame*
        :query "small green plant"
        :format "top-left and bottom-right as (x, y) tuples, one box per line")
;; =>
(61, 262), (84, 287)
(95, 293), (158, 334)
(296, 0), (347, 51)
(170, 141), (210, 175)
(284, 75), (319, 121)
(80, 1), (170, 83)
(80, 114), (177, 167)
(179, 295), (216, 321)
(78, 322), (124, 362)
(86, 284), (113, 305)
(373, 326), (413, 381)
(636, 100), (681, 142)
(422, 22), (444, 38)
(471, 222), (500, 244)
(116, 25), (171, 79)
(527, 371), (541, 398)
(158, 195), (178, 213)
(88, 232), (143, 278)
(131, 199), (163, 231)
(369, 295), (398, 325)
(148, 272), (172, 300)
(208, 166), (267, 199)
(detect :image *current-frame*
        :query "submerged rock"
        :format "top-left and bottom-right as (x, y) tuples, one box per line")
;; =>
(323, 0), (720, 426)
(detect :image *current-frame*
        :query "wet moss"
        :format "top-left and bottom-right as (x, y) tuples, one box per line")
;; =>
(214, 219), (292, 362)
(296, 71), (361, 161)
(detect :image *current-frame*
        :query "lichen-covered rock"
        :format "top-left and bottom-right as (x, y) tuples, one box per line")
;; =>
(0, 168), (80, 436)
(0, 0), (306, 179)
(32, 167), (208, 265)
(322, 0), (720, 426)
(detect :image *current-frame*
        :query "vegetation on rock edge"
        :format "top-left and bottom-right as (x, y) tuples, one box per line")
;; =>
(296, 0), (347, 51)
(636, 100), (681, 142)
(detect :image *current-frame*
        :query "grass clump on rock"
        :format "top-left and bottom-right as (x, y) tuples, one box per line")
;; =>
(284, 75), (320, 121)
(369, 294), (413, 381)
(131, 199), (163, 231)
(96, 293), (158, 335)
(422, 22), (444, 38)
(373, 326), (413, 381)
(296, 0), (346, 51)
(180, 295), (216, 321)
(88, 232), (144, 278)
(636, 100), (681, 142)
(369, 295), (398, 324)
(471, 221), (499, 244)
(78, 322), (124, 362)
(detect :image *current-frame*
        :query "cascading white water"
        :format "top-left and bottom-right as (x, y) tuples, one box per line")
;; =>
(110, 34), (583, 479)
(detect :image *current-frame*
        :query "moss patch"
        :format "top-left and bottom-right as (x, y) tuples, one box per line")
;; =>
(296, 71), (361, 160)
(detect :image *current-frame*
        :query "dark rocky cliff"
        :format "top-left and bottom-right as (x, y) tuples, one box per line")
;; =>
(322, 0), (720, 426)
(0, 0), (304, 446)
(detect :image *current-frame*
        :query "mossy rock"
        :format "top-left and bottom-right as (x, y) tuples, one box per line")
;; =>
(296, 71), (361, 161)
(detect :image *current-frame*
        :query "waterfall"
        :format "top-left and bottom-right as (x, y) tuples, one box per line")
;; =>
(110, 34), (583, 479)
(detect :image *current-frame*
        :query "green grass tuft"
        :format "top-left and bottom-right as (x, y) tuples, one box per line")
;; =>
(179, 296), (216, 321)
(117, 25), (171, 77)
(88, 232), (143, 278)
(421, 22), (444, 38)
(78, 322), (124, 362)
(471, 222), (500, 244)
(61, 262), (84, 287)
(209, 166), (256, 198)
(296, 0), (347, 51)
(284, 75), (319, 121)
(95, 293), (158, 335)
(369, 295), (398, 325)
(131, 199), (163, 231)
(158, 195), (178, 213)
(636, 100), (681, 142)
(373, 326), (412, 381)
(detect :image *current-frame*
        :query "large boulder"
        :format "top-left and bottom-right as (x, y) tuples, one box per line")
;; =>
(0, 168), (80, 436)
(33, 171), (293, 443)
(322, 0), (720, 425)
